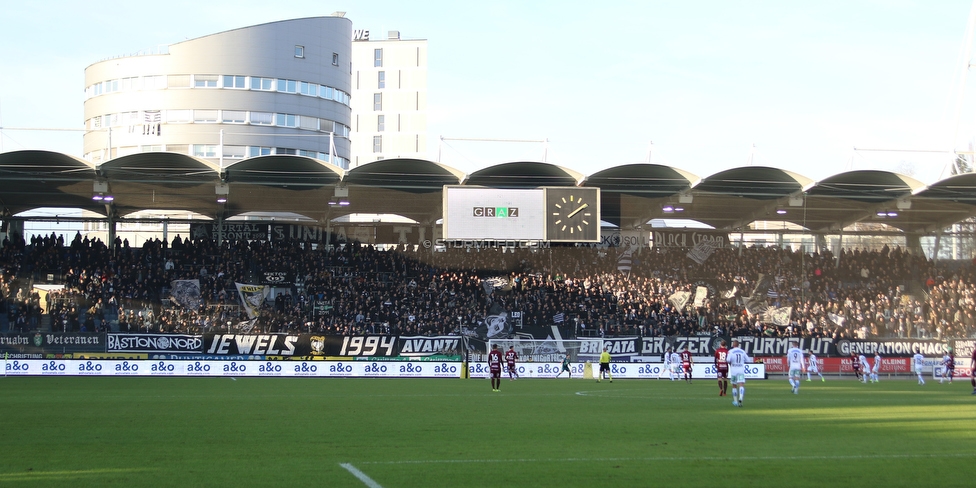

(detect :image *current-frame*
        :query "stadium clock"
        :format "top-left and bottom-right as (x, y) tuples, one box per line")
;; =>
(545, 187), (600, 242)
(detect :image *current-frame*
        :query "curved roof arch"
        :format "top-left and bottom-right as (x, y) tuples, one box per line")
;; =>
(584, 163), (699, 196)
(692, 166), (813, 199)
(583, 164), (700, 228)
(345, 158), (463, 190)
(464, 161), (585, 188)
(806, 170), (924, 202)
(95, 152), (221, 218)
(0, 150), (100, 215)
(97, 152), (220, 184)
(341, 159), (464, 224)
(225, 155), (343, 187)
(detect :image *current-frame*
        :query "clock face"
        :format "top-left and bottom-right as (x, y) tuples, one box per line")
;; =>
(546, 188), (599, 242)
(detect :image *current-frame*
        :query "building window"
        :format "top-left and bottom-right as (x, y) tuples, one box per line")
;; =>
(250, 112), (273, 125)
(192, 145), (219, 158)
(194, 110), (218, 123)
(248, 146), (273, 157)
(251, 77), (274, 91)
(378, 71), (385, 89)
(374, 48), (383, 67)
(168, 74), (191, 88)
(166, 109), (192, 123)
(223, 145), (246, 159)
(332, 52), (339, 66)
(275, 113), (299, 128)
(373, 93), (382, 111)
(194, 75), (219, 88)
(276, 148), (297, 155)
(300, 82), (316, 96)
(277, 79), (298, 93)
(377, 115), (385, 132)
(143, 75), (166, 90)
(373, 136), (382, 153)
(223, 75), (246, 88)
(120, 77), (141, 91)
(222, 110), (246, 124)
(295, 45), (304, 58)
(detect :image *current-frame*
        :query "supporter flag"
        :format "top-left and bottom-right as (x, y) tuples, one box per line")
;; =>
(668, 291), (691, 311)
(553, 312), (565, 324)
(484, 302), (512, 339)
(169, 279), (201, 310)
(693, 286), (709, 308)
(236, 283), (270, 319)
(764, 306), (793, 326)
(827, 313), (847, 328)
(481, 276), (512, 295)
(617, 248), (634, 274)
(686, 239), (716, 265)
(721, 285), (738, 300)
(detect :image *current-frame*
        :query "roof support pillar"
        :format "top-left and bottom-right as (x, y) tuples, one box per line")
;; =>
(932, 231), (942, 265)
(835, 230), (843, 268)
(905, 233), (923, 256)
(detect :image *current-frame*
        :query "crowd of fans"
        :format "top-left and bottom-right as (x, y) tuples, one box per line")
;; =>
(1, 230), (974, 340)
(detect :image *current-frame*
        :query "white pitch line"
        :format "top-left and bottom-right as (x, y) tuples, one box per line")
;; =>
(357, 452), (975, 466)
(340, 463), (384, 488)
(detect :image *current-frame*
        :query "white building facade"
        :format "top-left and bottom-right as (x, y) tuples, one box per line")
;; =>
(83, 16), (354, 169)
(349, 30), (427, 167)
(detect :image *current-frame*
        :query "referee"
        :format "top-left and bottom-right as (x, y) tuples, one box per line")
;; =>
(598, 346), (613, 383)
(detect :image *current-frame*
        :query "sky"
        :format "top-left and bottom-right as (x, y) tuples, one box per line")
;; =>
(2, 0), (976, 184)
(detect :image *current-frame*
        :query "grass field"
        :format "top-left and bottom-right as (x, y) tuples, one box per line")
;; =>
(2, 374), (974, 487)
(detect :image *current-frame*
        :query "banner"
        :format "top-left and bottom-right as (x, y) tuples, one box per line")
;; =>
(270, 223), (325, 242)
(189, 223), (269, 241)
(260, 271), (293, 286)
(235, 283), (270, 318)
(169, 280), (201, 310)
(107, 334), (203, 354)
(652, 230), (729, 249)
(757, 356), (912, 374)
(0, 333), (105, 356)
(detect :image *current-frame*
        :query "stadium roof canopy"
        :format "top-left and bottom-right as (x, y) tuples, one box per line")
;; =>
(2, 150), (976, 234)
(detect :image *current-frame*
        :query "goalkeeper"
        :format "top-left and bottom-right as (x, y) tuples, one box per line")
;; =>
(598, 346), (613, 383)
(556, 354), (572, 378)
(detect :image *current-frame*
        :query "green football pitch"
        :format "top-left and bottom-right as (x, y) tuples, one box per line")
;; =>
(1, 375), (974, 487)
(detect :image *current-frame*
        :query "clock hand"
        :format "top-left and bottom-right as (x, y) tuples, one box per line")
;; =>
(567, 203), (588, 218)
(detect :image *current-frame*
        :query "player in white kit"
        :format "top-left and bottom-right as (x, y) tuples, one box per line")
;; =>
(806, 351), (824, 382)
(858, 354), (870, 383)
(659, 348), (673, 380)
(912, 352), (925, 385)
(669, 351), (682, 380)
(869, 352), (881, 383)
(727, 340), (751, 407)
(786, 341), (805, 394)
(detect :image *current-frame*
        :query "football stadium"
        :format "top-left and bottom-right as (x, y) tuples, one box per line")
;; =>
(2, 10), (976, 488)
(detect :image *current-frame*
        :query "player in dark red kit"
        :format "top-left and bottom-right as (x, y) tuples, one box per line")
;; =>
(714, 340), (729, 396)
(505, 345), (519, 381)
(680, 347), (693, 383)
(850, 352), (862, 381)
(488, 344), (503, 392)
(970, 346), (976, 395)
